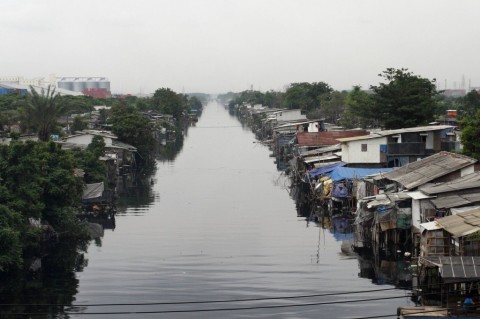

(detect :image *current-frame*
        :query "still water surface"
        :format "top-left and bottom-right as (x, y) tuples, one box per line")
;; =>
(71, 101), (413, 318)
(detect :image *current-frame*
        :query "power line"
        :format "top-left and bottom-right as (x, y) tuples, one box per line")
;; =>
(0, 287), (402, 307)
(1, 294), (410, 316)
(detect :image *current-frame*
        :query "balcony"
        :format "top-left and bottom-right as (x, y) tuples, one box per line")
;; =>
(387, 142), (426, 156)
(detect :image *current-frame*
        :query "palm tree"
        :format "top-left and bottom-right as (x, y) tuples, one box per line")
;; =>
(24, 85), (66, 141)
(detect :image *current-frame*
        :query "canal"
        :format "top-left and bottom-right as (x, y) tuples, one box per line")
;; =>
(11, 100), (415, 318)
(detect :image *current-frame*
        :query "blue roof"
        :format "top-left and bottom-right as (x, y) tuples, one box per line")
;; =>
(308, 161), (346, 179)
(326, 166), (394, 181)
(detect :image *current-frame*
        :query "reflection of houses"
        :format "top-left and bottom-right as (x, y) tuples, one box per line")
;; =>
(337, 125), (457, 168)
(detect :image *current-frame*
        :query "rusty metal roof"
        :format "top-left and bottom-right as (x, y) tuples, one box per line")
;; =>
(421, 171), (480, 195)
(436, 208), (480, 237)
(374, 151), (477, 190)
(420, 256), (480, 283)
(297, 130), (369, 147)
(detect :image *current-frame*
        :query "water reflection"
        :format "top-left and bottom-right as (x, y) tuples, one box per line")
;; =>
(294, 183), (413, 290)
(1, 101), (415, 318)
(0, 239), (88, 318)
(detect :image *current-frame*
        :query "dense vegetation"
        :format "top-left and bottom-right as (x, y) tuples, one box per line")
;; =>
(0, 141), (88, 273)
(0, 86), (204, 275)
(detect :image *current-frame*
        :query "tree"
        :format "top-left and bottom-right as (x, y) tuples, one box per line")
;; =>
(341, 86), (377, 129)
(460, 90), (480, 119)
(0, 140), (88, 273)
(460, 110), (480, 160)
(283, 82), (332, 112)
(23, 86), (66, 141)
(71, 135), (107, 184)
(310, 91), (348, 124)
(70, 116), (88, 133)
(369, 68), (439, 129)
(109, 102), (156, 168)
(263, 90), (284, 108)
(152, 88), (186, 119)
(188, 96), (203, 112)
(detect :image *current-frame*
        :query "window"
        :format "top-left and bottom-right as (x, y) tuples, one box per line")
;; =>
(361, 144), (367, 152)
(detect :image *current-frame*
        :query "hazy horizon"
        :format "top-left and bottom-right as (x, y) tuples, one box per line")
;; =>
(2, 0), (479, 95)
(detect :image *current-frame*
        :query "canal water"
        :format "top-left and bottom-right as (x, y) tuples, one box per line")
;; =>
(62, 101), (413, 317)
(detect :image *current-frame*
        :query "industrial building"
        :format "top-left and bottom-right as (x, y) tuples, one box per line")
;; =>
(0, 75), (111, 98)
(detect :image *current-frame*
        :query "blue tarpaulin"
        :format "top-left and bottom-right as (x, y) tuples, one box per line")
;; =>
(307, 161), (347, 179)
(326, 166), (394, 182)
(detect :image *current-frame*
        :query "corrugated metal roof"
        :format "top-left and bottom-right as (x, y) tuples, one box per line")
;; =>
(273, 119), (323, 130)
(297, 130), (369, 147)
(431, 192), (480, 209)
(421, 171), (480, 195)
(431, 194), (474, 209)
(337, 125), (454, 142)
(420, 256), (480, 283)
(304, 154), (340, 164)
(299, 144), (341, 156)
(374, 151), (477, 190)
(436, 208), (480, 237)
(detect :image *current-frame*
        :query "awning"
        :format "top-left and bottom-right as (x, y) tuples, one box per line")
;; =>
(83, 182), (104, 200)
(420, 221), (442, 232)
(307, 161), (346, 179)
(420, 256), (480, 283)
(405, 191), (435, 200)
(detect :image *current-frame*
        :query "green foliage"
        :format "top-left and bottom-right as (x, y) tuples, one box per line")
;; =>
(70, 116), (88, 133)
(283, 82), (332, 112)
(460, 90), (480, 119)
(263, 90), (285, 108)
(135, 98), (150, 111)
(109, 102), (156, 168)
(0, 141), (83, 221)
(58, 95), (94, 114)
(70, 136), (107, 184)
(369, 68), (439, 129)
(309, 91), (348, 123)
(0, 141), (88, 274)
(188, 96), (203, 112)
(341, 86), (377, 129)
(0, 226), (22, 272)
(152, 88), (187, 119)
(22, 86), (66, 141)
(98, 108), (109, 125)
(460, 110), (480, 160)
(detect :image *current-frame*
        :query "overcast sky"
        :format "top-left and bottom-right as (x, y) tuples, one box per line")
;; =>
(2, 0), (479, 94)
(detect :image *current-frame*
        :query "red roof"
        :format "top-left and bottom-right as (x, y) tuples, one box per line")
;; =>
(296, 130), (369, 147)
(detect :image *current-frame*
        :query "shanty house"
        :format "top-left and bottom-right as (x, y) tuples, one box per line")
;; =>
(337, 125), (456, 168)
(373, 151), (477, 232)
